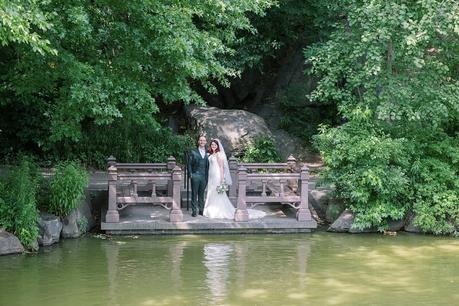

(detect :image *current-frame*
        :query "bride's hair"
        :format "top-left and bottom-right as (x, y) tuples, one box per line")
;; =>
(208, 139), (220, 154)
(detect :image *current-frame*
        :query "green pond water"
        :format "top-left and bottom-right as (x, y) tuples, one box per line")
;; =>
(1, 232), (458, 306)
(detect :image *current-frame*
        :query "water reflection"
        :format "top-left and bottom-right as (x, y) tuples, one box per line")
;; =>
(2, 233), (456, 306)
(169, 241), (187, 292)
(203, 243), (234, 304)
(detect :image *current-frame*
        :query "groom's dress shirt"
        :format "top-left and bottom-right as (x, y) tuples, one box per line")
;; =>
(199, 148), (205, 158)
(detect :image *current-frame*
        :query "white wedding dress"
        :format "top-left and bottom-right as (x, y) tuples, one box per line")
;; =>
(204, 152), (265, 220)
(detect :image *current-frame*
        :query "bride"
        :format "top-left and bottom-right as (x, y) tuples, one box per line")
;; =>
(203, 139), (265, 220)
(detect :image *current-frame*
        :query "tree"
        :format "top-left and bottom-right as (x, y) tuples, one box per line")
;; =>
(0, 0), (274, 164)
(0, 0), (55, 54)
(308, 0), (459, 233)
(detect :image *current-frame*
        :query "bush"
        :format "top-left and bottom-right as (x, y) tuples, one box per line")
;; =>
(315, 122), (459, 234)
(241, 137), (281, 163)
(42, 121), (195, 169)
(47, 161), (89, 217)
(0, 158), (40, 247)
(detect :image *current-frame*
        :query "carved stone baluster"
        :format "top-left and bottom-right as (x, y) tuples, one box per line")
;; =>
(167, 156), (176, 196)
(106, 156), (119, 223)
(297, 165), (312, 221)
(150, 181), (156, 197)
(169, 166), (183, 222)
(279, 179), (286, 197)
(130, 180), (138, 197)
(235, 166), (249, 222)
(261, 179), (267, 197)
(228, 156), (238, 206)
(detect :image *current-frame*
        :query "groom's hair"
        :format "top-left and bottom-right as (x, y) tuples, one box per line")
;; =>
(196, 134), (206, 146)
(208, 139), (220, 154)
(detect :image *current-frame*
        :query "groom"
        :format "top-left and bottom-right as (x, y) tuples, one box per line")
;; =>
(187, 135), (209, 217)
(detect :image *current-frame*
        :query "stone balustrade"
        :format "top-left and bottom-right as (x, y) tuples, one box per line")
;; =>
(229, 155), (312, 222)
(105, 155), (312, 224)
(105, 156), (183, 223)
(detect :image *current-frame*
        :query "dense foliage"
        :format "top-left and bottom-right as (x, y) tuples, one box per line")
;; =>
(0, 0), (274, 167)
(0, 158), (40, 247)
(47, 161), (88, 217)
(241, 137), (281, 163)
(0, 0), (55, 54)
(278, 82), (338, 143)
(2, 0), (458, 236)
(309, 0), (459, 234)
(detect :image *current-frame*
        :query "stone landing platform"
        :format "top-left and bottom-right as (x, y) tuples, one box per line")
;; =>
(101, 204), (317, 235)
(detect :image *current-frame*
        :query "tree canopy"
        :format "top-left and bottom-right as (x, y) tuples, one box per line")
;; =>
(0, 0), (274, 156)
(309, 0), (459, 233)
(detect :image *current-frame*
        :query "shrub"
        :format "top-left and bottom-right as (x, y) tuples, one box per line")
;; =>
(241, 137), (281, 163)
(47, 161), (88, 217)
(315, 122), (459, 234)
(0, 158), (40, 247)
(77, 216), (88, 233)
(50, 121), (195, 169)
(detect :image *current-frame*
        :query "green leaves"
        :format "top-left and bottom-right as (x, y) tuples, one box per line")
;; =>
(47, 161), (88, 217)
(242, 137), (281, 163)
(0, 158), (40, 247)
(309, 0), (459, 233)
(1, 0), (275, 154)
(0, 0), (56, 54)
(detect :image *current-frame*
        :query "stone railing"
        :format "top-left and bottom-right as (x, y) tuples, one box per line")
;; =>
(105, 156), (183, 223)
(229, 155), (312, 222)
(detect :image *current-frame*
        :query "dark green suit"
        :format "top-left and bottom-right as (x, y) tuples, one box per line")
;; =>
(187, 148), (209, 214)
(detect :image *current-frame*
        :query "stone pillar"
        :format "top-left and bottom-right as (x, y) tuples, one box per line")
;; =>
(106, 157), (119, 223)
(297, 165), (312, 221)
(228, 156), (238, 206)
(287, 155), (296, 170)
(169, 166), (183, 222)
(167, 156), (177, 196)
(234, 165), (249, 222)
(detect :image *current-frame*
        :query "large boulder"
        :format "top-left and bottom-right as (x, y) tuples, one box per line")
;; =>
(325, 198), (345, 224)
(38, 212), (62, 246)
(186, 106), (273, 156)
(388, 218), (405, 232)
(328, 209), (354, 232)
(404, 212), (424, 233)
(62, 191), (95, 238)
(309, 189), (331, 220)
(0, 229), (24, 255)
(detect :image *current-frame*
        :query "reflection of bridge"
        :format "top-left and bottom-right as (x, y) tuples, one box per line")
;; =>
(101, 156), (317, 234)
(102, 237), (314, 304)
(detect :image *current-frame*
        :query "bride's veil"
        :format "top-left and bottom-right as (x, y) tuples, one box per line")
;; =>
(215, 139), (232, 185)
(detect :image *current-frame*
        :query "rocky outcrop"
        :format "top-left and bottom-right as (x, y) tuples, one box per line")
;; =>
(309, 189), (331, 220)
(38, 212), (62, 246)
(186, 106), (273, 156)
(328, 209), (354, 232)
(325, 199), (345, 224)
(404, 212), (423, 233)
(0, 229), (24, 255)
(62, 191), (95, 238)
(388, 218), (405, 232)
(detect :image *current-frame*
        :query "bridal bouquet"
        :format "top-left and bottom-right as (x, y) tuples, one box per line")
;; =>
(216, 182), (229, 194)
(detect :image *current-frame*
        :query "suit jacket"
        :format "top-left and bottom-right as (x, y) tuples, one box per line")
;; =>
(187, 148), (209, 181)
